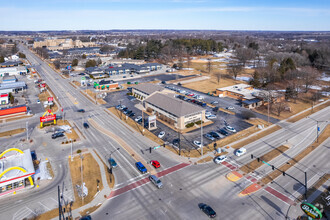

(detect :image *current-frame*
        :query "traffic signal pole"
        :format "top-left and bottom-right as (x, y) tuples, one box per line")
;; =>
(251, 154), (308, 200)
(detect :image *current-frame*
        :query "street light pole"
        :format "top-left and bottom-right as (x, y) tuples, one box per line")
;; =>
(80, 154), (84, 205)
(307, 117), (328, 143)
(26, 121), (29, 141)
(70, 139), (73, 162)
(201, 112), (203, 157)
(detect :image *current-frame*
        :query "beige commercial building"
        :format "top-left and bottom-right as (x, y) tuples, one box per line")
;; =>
(144, 92), (205, 130)
(132, 83), (171, 100)
(33, 39), (97, 51)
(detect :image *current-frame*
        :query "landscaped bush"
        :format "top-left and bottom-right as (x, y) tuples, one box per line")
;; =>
(127, 92), (133, 96)
(195, 120), (202, 125)
(116, 87), (120, 89)
(240, 110), (256, 120)
(185, 122), (195, 128)
(77, 149), (82, 154)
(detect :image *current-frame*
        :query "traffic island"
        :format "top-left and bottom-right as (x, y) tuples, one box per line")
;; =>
(0, 128), (26, 137)
(226, 171), (243, 182)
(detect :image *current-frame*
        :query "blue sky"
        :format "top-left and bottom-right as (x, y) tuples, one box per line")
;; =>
(0, 0), (329, 31)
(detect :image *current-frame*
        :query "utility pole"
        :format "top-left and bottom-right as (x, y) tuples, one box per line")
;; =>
(80, 154), (84, 205)
(58, 185), (62, 220)
(307, 117), (328, 143)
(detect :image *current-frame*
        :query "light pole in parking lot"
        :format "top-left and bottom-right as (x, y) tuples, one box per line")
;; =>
(70, 138), (73, 161)
(26, 121), (29, 141)
(201, 112), (203, 157)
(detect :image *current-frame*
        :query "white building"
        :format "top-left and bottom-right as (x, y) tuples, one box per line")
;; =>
(0, 149), (35, 197)
(0, 66), (27, 77)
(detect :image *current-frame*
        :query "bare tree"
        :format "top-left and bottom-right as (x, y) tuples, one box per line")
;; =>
(227, 62), (243, 80)
(299, 66), (320, 93)
(273, 101), (288, 117)
(214, 72), (222, 85)
(207, 58), (212, 73)
(234, 47), (255, 67)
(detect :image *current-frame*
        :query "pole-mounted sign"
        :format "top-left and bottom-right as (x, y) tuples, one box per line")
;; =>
(300, 202), (322, 219)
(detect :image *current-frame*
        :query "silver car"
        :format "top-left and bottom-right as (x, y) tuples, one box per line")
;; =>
(149, 175), (163, 189)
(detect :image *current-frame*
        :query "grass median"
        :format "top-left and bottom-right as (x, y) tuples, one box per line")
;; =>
(0, 128), (26, 137)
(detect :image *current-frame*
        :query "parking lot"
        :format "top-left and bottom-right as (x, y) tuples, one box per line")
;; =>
(103, 85), (253, 151)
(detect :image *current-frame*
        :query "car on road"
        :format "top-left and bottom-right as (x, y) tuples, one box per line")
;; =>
(37, 99), (40, 104)
(227, 106), (235, 110)
(77, 109), (85, 113)
(193, 140), (202, 148)
(219, 128), (229, 136)
(150, 160), (160, 168)
(149, 175), (163, 189)
(172, 138), (180, 146)
(198, 203), (216, 218)
(52, 132), (64, 139)
(108, 158), (118, 168)
(136, 162), (147, 173)
(214, 155), (227, 164)
(79, 215), (91, 220)
(206, 115), (217, 119)
(204, 133), (215, 141)
(83, 122), (89, 129)
(158, 131), (165, 139)
(235, 147), (247, 157)
(135, 116), (142, 122)
(209, 131), (221, 139)
(225, 125), (237, 133)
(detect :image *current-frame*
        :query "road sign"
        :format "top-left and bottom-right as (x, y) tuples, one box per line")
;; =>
(154, 146), (161, 150)
(300, 202), (322, 219)
(317, 127), (320, 131)
(40, 114), (56, 122)
(48, 97), (53, 102)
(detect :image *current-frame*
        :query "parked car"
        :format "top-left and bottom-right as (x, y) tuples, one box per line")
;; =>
(204, 133), (215, 141)
(193, 140), (202, 148)
(161, 81), (166, 84)
(227, 106), (235, 110)
(78, 73), (85, 76)
(52, 132), (64, 139)
(150, 160), (161, 168)
(77, 109), (85, 113)
(205, 111), (212, 117)
(119, 105), (126, 110)
(115, 105), (121, 109)
(225, 125), (237, 133)
(198, 203), (217, 218)
(214, 155), (227, 164)
(56, 114), (63, 120)
(83, 122), (89, 129)
(108, 158), (118, 168)
(31, 150), (37, 161)
(37, 99), (40, 104)
(149, 175), (163, 189)
(197, 95), (204, 100)
(235, 147), (247, 157)
(158, 131), (165, 139)
(210, 101), (218, 104)
(219, 128), (229, 136)
(136, 162), (147, 173)
(135, 116), (142, 122)
(206, 115), (217, 119)
(209, 131), (221, 139)
(128, 112), (135, 117)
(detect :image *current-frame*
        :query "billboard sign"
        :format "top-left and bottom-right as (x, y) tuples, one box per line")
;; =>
(300, 202), (322, 219)
(40, 114), (56, 122)
(48, 97), (53, 102)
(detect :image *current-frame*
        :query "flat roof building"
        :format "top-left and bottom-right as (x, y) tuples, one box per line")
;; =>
(0, 66), (27, 77)
(144, 93), (205, 130)
(132, 83), (165, 100)
(0, 81), (27, 94)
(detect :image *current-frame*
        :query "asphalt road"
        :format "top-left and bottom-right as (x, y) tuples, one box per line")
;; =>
(0, 44), (328, 220)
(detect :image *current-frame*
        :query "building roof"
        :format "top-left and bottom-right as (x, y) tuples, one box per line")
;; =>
(0, 149), (35, 184)
(217, 83), (255, 100)
(0, 81), (26, 90)
(133, 83), (165, 95)
(98, 80), (117, 85)
(144, 93), (205, 117)
(0, 60), (23, 67)
(242, 98), (261, 105)
(141, 63), (161, 67)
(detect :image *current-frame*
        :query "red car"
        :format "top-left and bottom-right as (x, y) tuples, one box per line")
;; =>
(151, 160), (160, 168)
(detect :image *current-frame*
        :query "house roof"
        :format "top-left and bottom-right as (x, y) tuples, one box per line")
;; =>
(0, 81), (26, 90)
(98, 80), (117, 85)
(141, 63), (161, 67)
(242, 98), (261, 105)
(133, 83), (165, 95)
(144, 93), (205, 117)
(217, 83), (255, 100)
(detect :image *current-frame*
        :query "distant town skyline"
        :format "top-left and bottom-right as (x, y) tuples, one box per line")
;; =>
(1, 0), (329, 31)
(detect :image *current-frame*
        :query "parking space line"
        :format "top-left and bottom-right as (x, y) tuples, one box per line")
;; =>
(38, 202), (51, 211)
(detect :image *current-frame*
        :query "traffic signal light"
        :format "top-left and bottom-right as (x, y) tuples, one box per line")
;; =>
(251, 154), (254, 159)
(257, 158), (260, 162)
(163, 143), (165, 148)
(283, 171), (286, 176)
(149, 147), (152, 153)
(109, 167), (112, 174)
(272, 165), (275, 170)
